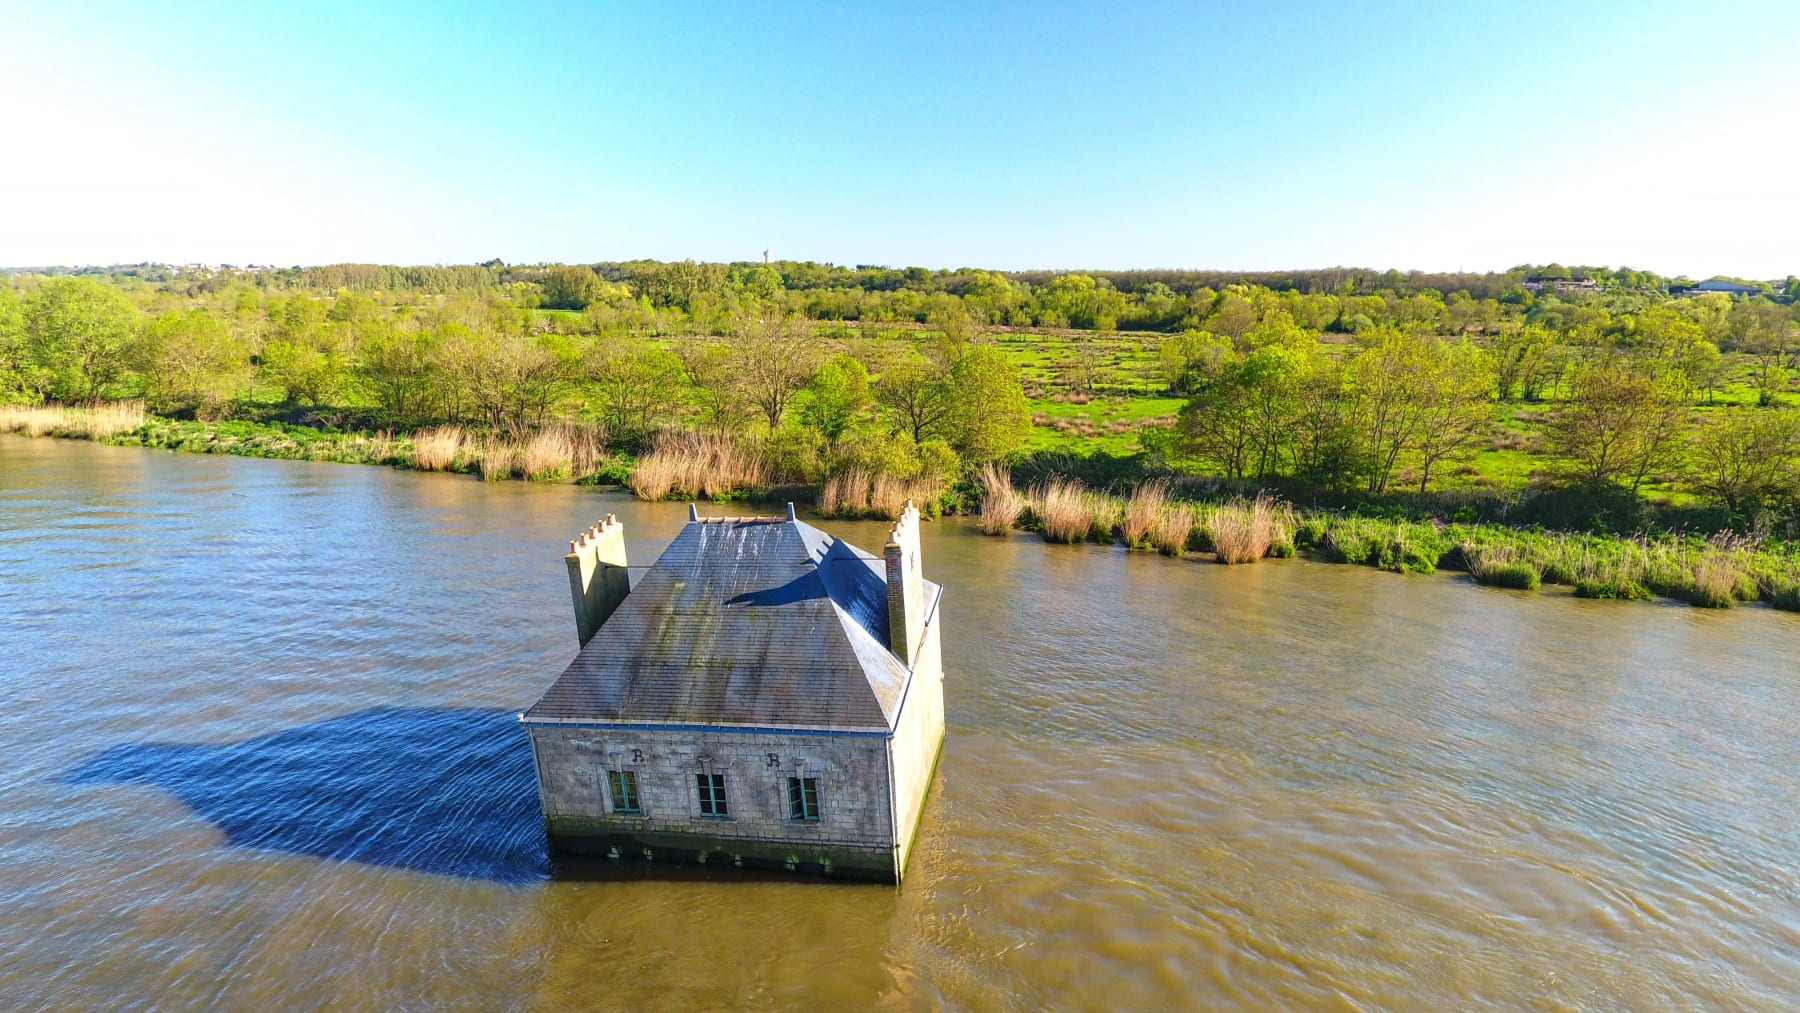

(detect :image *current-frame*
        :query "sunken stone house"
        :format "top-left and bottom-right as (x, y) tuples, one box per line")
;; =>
(520, 502), (945, 882)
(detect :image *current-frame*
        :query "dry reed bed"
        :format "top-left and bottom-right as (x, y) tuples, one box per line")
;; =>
(981, 475), (1296, 565)
(0, 400), (147, 440)
(627, 432), (767, 501)
(977, 462), (1025, 535)
(409, 423), (601, 481)
(819, 470), (944, 520)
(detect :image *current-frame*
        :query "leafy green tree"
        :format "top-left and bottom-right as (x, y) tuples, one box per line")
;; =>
(1174, 357), (1257, 479)
(132, 310), (249, 415)
(358, 322), (442, 418)
(449, 331), (579, 429)
(1728, 300), (1796, 406)
(736, 265), (785, 303)
(1203, 292), (1258, 344)
(1347, 328), (1432, 493)
(1547, 361), (1688, 491)
(628, 260), (729, 311)
(22, 277), (139, 400)
(0, 287), (26, 400)
(944, 344), (1029, 461)
(1489, 324), (1554, 401)
(799, 355), (870, 442)
(539, 265), (603, 310)
(584, 338), (688, 445)
(1412, 340), (1494, 492)
(1039, 274), (1128, 330)
(677, 338), (749, 433)
(731, 311), (821, 430)
(875, 355), (956, 443)
(1291, 358), (1357, 488)
(1686, 408), (1800, 514)
(1174, 343), (1312, 480)
(1157, 329), (1232, 394)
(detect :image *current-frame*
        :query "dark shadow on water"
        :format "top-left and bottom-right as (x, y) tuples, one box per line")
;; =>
(64, 706), (894, 888)
(66, 706), (551, 884)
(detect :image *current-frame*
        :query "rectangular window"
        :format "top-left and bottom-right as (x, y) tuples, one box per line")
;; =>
(607, 770), (640, 814)
(696, 773), (728, 817)
(788, 776), (820, 822)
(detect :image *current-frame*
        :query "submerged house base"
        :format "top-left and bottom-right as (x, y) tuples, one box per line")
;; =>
(521, 505), (946, 884)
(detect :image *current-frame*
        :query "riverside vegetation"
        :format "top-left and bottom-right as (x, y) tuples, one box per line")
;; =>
(3, 260), (1798, 610)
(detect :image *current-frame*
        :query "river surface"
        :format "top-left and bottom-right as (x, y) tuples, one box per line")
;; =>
(2, 435), (1799, 1010)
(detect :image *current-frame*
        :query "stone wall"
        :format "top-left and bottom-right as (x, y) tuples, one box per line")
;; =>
(889, 607), (947, 878)
(527, 724), (897, 878)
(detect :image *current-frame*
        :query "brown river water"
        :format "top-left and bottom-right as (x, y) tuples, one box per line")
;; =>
(2, 434), (1799, 1010)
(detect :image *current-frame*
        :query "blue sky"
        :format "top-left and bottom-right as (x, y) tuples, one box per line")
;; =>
(3, 1), (1795, 276)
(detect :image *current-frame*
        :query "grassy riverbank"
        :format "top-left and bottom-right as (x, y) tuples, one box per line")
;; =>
(0, 402), (634, 483)
(7, 402), (1797, 612)
(976, 468), (1800, 612)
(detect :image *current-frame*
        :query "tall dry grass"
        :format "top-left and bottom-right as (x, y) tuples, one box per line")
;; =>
(1151, 503), (1195, 556)
(978, 462), (1024, 535)
(1208, 494), (1294, 564)
(821, 470), (942, 519)
(476, 438), (518, 481)
(1120, 480), (1168, 548)
(0, 400), (147, 440)
(411, 425), (464, 471)
(628, 432), (766, 500)
(522, 427), (575, 480)
(1034, 478), (1097, 544)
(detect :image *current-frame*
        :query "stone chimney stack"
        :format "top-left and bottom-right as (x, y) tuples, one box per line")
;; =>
(566, 514), (629, 648)
(883, 500), (925, 668)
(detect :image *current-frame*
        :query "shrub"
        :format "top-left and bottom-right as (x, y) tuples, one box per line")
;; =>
(1376, 523), (1448, 574)
(1573, 576), (1653, 600)
(1320, 518), (1379, 566)
(1294, 516), (1329, 550)
(1462, 544), (1542, 591)
(1772, 584), (1800, 612)
(1479, 563), (1542, 590)
(763, 426), (827, 484)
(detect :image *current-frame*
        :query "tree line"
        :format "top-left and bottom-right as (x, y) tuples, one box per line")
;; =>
(3, 261), (1797, 518)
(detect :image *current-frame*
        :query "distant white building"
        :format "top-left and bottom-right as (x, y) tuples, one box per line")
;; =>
(1676, 279), (1761, 297)
(520, 503), (947, 882)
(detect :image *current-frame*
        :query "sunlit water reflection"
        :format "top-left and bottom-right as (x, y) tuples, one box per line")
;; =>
(3, 435), (1798, 1009)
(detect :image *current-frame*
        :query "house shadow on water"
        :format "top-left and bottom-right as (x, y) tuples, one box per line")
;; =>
(64, 706), (851, 887)
(66, 706), (554, 885)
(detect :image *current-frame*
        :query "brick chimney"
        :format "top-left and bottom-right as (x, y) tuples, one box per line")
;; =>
(883, 501), (925, 668)
(566, 514), (629, 647)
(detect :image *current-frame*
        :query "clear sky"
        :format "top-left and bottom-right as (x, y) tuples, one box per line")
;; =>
(3, 1), (1795, 277)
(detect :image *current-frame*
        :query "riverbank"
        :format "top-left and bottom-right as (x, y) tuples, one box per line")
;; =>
(973, 469), (1800, 611)
(7, 404), (1797, 612)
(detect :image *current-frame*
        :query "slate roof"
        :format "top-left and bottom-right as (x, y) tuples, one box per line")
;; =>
(523, 515), (940, 733)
